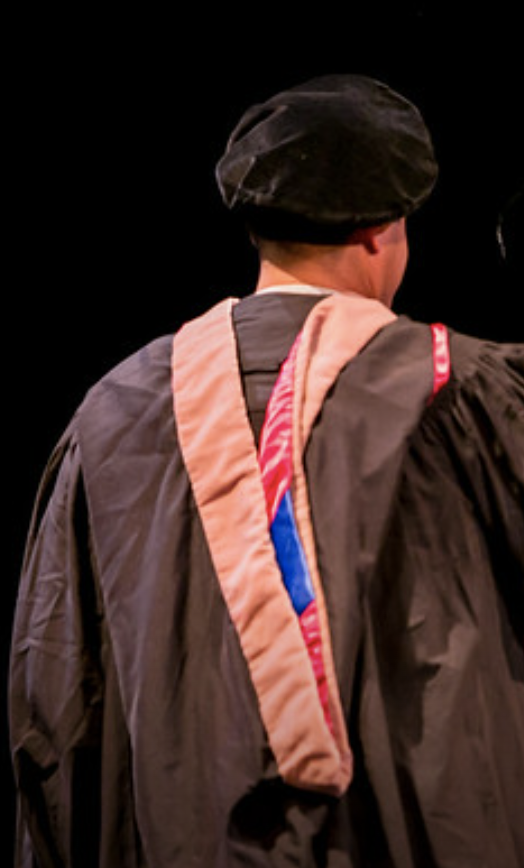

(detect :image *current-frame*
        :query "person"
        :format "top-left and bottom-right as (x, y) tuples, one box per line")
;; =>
(8, 73), (524, 868)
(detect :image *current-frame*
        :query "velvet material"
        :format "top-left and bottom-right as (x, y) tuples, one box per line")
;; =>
(216, 74), (438, 241)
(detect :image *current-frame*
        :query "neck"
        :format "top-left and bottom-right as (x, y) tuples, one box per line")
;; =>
(254, 222), (406, 309)
(255, 246), (375, 299)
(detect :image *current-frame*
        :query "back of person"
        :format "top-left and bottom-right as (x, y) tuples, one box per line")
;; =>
(9, 74), (524, 867)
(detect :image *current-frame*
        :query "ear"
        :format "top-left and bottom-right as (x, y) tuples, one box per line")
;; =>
(349, 224), (389, 254)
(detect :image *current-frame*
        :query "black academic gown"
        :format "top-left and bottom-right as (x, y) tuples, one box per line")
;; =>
(8, 293), (524, 867)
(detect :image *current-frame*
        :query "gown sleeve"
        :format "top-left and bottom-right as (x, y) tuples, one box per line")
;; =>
(9, 417), (106, 868)
(447, 339), (524, 627)
(360, 338), (524, 866)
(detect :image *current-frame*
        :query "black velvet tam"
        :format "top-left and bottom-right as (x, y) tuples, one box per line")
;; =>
(216, 74), (438, 242)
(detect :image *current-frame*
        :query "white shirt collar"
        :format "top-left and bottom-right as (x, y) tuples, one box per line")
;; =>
(255, 283), (335, 297)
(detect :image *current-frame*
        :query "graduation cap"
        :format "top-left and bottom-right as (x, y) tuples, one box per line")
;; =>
(215, 74), (438, 242)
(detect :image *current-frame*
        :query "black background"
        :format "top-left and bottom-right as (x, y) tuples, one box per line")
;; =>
(4, 5), (523, 862)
